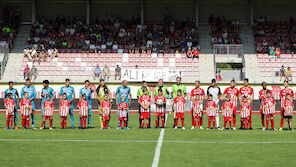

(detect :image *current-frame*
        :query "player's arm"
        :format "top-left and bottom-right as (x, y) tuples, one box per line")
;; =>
(173, 102), (176, 112)
(29, 105), (32, 114)
(218, 87), (222, 100)
(129, 92), (132, 107)
(59, 88), (62, 100)
(31, 88), (37, 101)
(20, 104), (23, 115)
(262, 103), (265, 114)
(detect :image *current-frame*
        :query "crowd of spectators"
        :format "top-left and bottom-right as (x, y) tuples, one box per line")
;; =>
(0, 6), (20, 50)
(254, 16), (296, 54)
(26, 16), (199, 54)
(209, 15), (241, 45)
(23, 46), (58, 64)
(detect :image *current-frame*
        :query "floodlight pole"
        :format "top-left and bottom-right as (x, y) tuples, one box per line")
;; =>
(141, 0), (144, 25)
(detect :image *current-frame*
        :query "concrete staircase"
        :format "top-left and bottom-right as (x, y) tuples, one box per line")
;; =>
(2, 53), (24, 82)
(11, 25), (31, 53)
(198, 25), (213, 54)
(240, 25), (255, 54)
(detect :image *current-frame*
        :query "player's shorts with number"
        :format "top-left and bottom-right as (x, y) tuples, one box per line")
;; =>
(175, 113), (184, 119)
(208, 116), (216, 120)
(103, 116), (109, 120)
(224, 116), (231, 122)
(156, 113), (164, 117)
(119, 117), (127, 121)
(140, 112), (150, 119)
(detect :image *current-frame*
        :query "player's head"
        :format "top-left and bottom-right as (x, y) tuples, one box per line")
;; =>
(8, 81), (14, 88)
(65, 78), (70, 86)
(7, 93), (13, 99)
(208, 94), (213, 100)
(46, 94), (51, 101)
(176, 77), (181, 85)
(284, 80), (289, 88)
(100, 79), (105, 85)
(26, 79), (31, 86)
(84, 80), (90, 87)
(262, 82), (266, 89)
(243, 96), (247, 103)
(158, 79), (163, 86)
(82, 93), (86, 100)
(120, 96), (125, 102)
(43, 80), (49, 87)
(211, 79), (216, 86)
(142, 88), (148, 95)
(244, 78), (249, 86)
(195, 80), (200, 88)
(286, 93), (291, 100)
(196, 94), (200, 100)
(23, 92), (29, 98)
(122, 80), (128, 87)
(62, 93), (67, 100)
(103, 94), (109, 101)
(266, 90), (271, 98)
(226, 94), (230, 101)
(177, 89), (182, 96)
(230, 80), (235, 87)
(142, 81), (148, 87)
(158, 89), (163, 96)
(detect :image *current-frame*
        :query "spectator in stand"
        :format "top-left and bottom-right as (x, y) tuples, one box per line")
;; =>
(186, 47), (192, 58)
(286, 67), (292, 81)
(269, 48), (275, 61)
(93, 64), (102, 80)
(30, 65), (38, 80)
(24, 65), (30, 80)
(23, 47), (30, 58)
(275, 47), (281, 59)
(192, 48), (199, 59)
(280, 65), (286, 81)
(115, 65), (121, 80)
(216, 70), (223, 81)
(103, 64), (110, 80)
(30, 47), (37, 62)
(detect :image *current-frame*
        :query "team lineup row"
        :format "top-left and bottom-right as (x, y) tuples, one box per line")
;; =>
(3, 77), (295, 131)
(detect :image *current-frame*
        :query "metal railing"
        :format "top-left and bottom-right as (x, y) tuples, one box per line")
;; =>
(213, 44), (244, 57)
(0, 44), (9, 78)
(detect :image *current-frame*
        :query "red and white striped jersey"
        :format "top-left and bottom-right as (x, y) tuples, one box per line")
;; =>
(60, 100), (70, 117)
(190, 87), (205, 101)
(174, 96), (186, 113)
(240, 102), (250, 118)
(263, 97), (275, 114)
(101, 101), (111, 116)
(139, 95), (151, 113)
(43, 101), (54, 116)
(280, 88), (294, 107)
(5, 99), (15, 115)
(118, 102), (128, 117)
(283, 100), (294, 116)
(239, 86), (253, 102)
(20, 98), (31, 116)
(222, 101), (233, 117)
(206, 100), (216, 116)
(155, 95), (166, 113)
(192, 100), (202, 117)
(224, 87), (239, 107)
(78, 100), (89, 116)
(259, 89), (272, 99)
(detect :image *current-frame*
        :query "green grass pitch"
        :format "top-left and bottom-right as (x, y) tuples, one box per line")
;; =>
(0, 113), (296, 167)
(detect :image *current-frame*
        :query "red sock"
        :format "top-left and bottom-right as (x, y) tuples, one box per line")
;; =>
(261, 115), (265, 127)
(155, 119), (158, 127)
(80, 118), (84, 128)
(271, 119), (274, 129)
(191, 116), (194, 126)
(6, 119), (9, 128)
(124, 121), (126, 127)
(175, 119), (178, 127)
(213, 121), (216, 128)
(229, 121), (231, 128)
(197, 120), (200, 127)
(41, 120), (45, 128)
(120, 120), (122, 127)
(64, 120), (67, 128)
(249, 116), (252, 128)
(181, 119), (184, 127)
(208, 120), (211, 128)
(194, 120), (197, 127)
(49, 119), (52, 128)
(142, 122), (144, 128)
(84, 119), (86, 128)
(146, 122), (149, 128)
(200, 117), (203, 126)
(233, 115), (236, 127)
(266, 119), (269, 129)
(26, 119), (30, 127)
(280, 117), (284, 128)
(61, 120), (64, 128)
(224, 121), (226, 128)
(103, 121), (105, 128)
(22, 119), (25, 128)
(10, 119), (13, 128)
(161, 119), (164, 127)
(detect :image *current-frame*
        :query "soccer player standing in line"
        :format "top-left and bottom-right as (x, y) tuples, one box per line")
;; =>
(192, 94), (202, 129)
(279, 80), (294, 130)
(79, 80), (94, 128)
(206, 94), (217, 129)
(173, 89), (186, 130)
(21, 79), (36, 129)
(4, 81), (19, 129)
(137, 81), (151, 128)
(101, 94), (111, 129)
(262, 90), (275, 130)
(155, 89), (166, 128)
(20, 92), (32, 129)
(240, 96), (251, 129)
(139, 88), (151, 128)
(60, 93), (70, 129)
(4, 93), (15, 130)
(118, 96), (128, 129)
(78, 93), (89, 129)
(221, 95), (233, 130)
(40, 94), (54, 130)
(239, 78), (254, 129)
(222, 80), (238, 130)
(59, 78), (75, 129)
(41, 80), (55, 128)
(259, 82), (272, 130)
(96, 79), (111, 129)
(190, 80), (205, 129)
(206, 79), (221, 129)
(115, 80), (132, 128)
(283, 93), (294, 131)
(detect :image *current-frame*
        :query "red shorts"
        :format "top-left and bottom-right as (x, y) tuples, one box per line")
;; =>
(140, 112), (150, 119)
(60, 116), (67, 120)
(266, 114), (274, 118)
(119, 117), (127, 121)
(80, 116), (87, 119)
(241, 117), (249, 122)
(224, 117), (231, 122)
(194, 116), (201, 119)
(208, 116), (216, 120)
(175, 113), (184, 119)
(155, 113), (164, 117)
(44, 116), (53, 120)
(233, 107), (237, 115)
(103, 116), (109, 120)
(6, 115), (14, 119)
(22, 115), (30, 119)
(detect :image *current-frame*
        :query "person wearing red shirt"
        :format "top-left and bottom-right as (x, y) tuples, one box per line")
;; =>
(206, 94), (217, 129)
(155, 89), (166, 128)
(78, 94), (89, 129)
(279, 80), (294, 130)
(139, 88), (151, 129)
(192, 94), (203, 129)
(59, 93), (70, 129)
(192, 48), (199, 59)
(40, 94), (54, 130)
(190, 80), (205, 129)
(239, 78), (254, 129)
(259, 82), (272, 130)
(262, 90), (275, 130)
(101, 94), (111, 129)
(20, 92), (32, 129)
(275, 47), (281, 59)
(283, 93), (294, 131)
(173, 90), (186, 130)
(240, 96), (251, 129)
(222, 80), (239, 129)
(4, 93), (15, 130)
(221, 95), (233, 130)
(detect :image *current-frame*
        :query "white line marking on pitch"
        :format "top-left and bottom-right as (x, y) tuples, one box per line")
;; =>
(152, 114), (168, 167)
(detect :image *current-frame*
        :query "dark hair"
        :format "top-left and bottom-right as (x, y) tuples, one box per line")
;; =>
(158, 89), (163, 93)
(176, 77), (181, 80)
(286, 93), (291, 96)
(7, 93), (12, 96)
(177, 89), (182, 93)
(262, 82), (266, 86)
(82, 93), (86, 97)
(46, 94), (51, 98)
(208, 94), (213, 97)
(211, 79), (216, 83)
(142, 81), (147, 84)
(231, 79), (235, 83)
(266, 90), (271, 94)
(243, 96), (247, 99)
(26, 79), (30, 82)
(85, 80), (90, 83)
(284, 80), (289, 84)
(195, 80), (200, 83)
(65, 78), (70, 82)
(244, 78), (249, 82)
(8, 81), (13, 85)
(100, 79), (105, 82)
(62, 93), (67, 96)
(43, 80), (49, 84)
